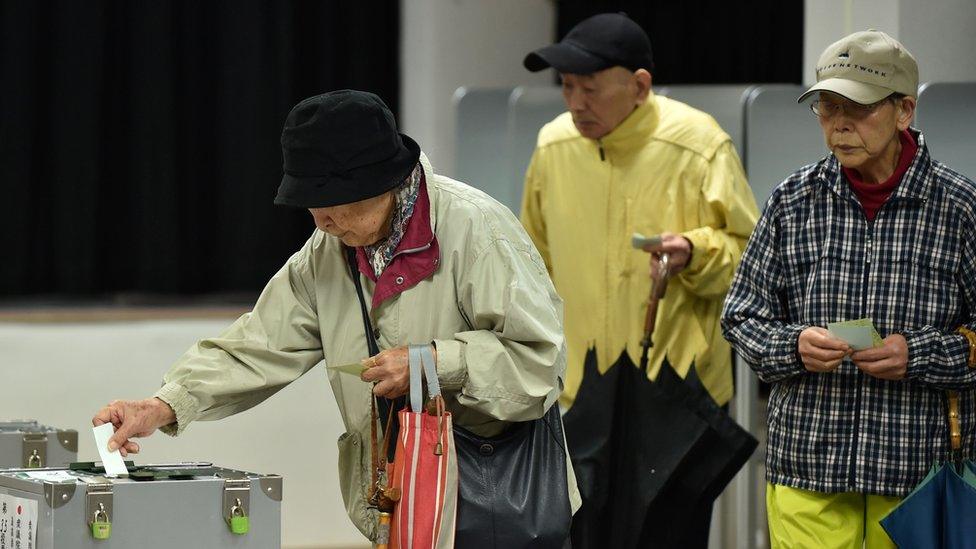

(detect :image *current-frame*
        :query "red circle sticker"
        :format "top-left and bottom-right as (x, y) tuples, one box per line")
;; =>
(17, 505), (22, 514)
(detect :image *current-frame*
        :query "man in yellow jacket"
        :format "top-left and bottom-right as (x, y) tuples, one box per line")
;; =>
(522, 12), (758, 411)
(521, 12), (758, 546)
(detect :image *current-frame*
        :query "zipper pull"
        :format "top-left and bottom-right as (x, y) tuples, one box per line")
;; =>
(598, 140), (605, 162)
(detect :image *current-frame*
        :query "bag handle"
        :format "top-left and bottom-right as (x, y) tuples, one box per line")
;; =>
(408, 345), (425, 412)
(407, 344), (441, 411)
(344, 247), (401, 465)
(409, 344), (447, 456)
(345, 247), (380, 356)
(420, 345), (441, 397)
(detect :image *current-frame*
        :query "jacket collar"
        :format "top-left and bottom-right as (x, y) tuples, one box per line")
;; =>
(817, 128), (935, 204)
(355, 153), (440, 308)
(596, 93), (661, 154)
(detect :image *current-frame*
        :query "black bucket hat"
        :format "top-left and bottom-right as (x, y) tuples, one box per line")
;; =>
(523, 12), (654, 74)
(274, 90), (421, 208)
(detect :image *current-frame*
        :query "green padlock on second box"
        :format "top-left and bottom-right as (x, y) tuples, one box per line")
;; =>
(228, 502), (250, 535)
(91, 505), (112, 540)
(91, 521), (112, 540)
(230, 515), (250, 535)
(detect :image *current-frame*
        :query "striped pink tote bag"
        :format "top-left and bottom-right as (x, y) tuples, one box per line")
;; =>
(388, 345), (458, 549)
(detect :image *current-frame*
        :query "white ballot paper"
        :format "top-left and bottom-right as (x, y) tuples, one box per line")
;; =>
(93, 423), (129, 477)
(22, 470), (77, 483)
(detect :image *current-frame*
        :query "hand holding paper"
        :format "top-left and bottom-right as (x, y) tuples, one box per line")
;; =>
(819, 318), (906, 380)
(827, 318), (884, 351)
(359, 347), (419, 399)
(850, 333), (909, 381)
(93, 423), (130, 477)
(632, 232), (693, 274)
(798, 327), (851, 373)
(91, 397), (175, 457)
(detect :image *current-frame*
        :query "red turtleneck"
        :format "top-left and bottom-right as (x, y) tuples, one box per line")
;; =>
(844, 130), (917, 222)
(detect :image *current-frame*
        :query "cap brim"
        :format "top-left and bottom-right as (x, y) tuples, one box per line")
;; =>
(523, 41), (611, 74)
(274, 134), (421, 208)
(797, 78), (893, 105)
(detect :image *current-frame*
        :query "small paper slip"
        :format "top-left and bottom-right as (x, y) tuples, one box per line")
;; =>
(327, 361), (367, 376)
(23, 470), (78, 482)
(92, 423), (129, 477)
(631, 232), (662, 250)
(827, 318), (884, 351)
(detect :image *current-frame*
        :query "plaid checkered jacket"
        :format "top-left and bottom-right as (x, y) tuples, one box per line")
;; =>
(722, 130), (976, 497)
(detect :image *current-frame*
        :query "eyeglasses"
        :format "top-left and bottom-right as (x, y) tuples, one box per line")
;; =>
(810, 96), (892, 120)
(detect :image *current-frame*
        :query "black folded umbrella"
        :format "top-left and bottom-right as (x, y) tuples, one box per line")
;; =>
(564, 351), (758, 549)
(564, 350), (708, 549)
(607, 354), (711, 548)
(638, 363), (758, 547)
(675, 365), (758, 507)
(562, 349), (621, 549)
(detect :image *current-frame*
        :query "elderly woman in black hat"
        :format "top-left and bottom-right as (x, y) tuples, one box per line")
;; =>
(93, 90), (579, 546)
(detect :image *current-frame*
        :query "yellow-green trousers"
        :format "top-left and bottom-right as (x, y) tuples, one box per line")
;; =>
(767, 483), (900, 548)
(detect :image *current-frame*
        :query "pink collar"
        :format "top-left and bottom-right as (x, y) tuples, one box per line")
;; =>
(355, 172), (440, 308)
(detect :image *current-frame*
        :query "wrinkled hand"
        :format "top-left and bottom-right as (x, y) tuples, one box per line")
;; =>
(642, 232), (693, 275)
(360, 345), (437, 399)
(798, 327), (851, 373)
(92, 398), (176, 457)
(851, 334), (908, 380)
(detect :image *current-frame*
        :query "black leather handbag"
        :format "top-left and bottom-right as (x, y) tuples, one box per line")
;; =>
(346, 247), (572, 548)
(454, 405), (572, 548)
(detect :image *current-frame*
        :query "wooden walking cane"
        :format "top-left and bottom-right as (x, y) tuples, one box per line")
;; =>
(639, 252), (671, 372)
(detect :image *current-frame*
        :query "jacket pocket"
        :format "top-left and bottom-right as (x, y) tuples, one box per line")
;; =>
(337, 431), (375, 540)
(881, 253), (960, 331)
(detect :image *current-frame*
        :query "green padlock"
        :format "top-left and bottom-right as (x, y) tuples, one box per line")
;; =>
(228, 504), (250, 535)
(91, 521), (112, 540)
(91, 507), (112, 540)
(230, 515), (249, 535)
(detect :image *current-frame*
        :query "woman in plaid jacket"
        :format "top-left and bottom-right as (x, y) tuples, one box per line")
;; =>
(722, 31), (976, 548)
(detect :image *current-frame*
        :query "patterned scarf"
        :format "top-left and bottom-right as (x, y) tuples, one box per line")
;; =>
(364, 163), (422, 277)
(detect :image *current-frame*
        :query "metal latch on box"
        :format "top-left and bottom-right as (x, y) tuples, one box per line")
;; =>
(87, 480), (114, 540)
(22, 433), (47, 468)
(223, 478), (251, 535)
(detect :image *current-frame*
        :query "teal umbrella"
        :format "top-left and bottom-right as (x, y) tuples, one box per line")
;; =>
(880, 391), (976, 548)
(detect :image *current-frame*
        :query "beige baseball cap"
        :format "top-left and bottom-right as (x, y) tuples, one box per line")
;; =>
(798, 30), (918, 105)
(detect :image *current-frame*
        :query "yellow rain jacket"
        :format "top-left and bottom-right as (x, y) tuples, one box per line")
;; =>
(521, 93), (758, 407)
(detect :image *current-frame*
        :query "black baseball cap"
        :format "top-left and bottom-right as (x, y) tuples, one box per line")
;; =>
(523, 12), (654, 74)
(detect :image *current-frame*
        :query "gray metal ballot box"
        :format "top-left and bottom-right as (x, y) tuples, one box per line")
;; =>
(0, 421), (77, 469)
(0, 463), (282, 548)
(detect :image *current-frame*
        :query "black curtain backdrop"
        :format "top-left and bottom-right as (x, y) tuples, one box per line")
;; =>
(0, 1), (399, 300)
(557, 1), (803, 85)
